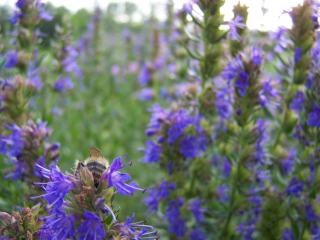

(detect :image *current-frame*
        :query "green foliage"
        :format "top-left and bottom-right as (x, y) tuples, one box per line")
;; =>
(289, 1), (315, 85)
(0, 6), (12, 34)
(70, 9), (92, 39)
(257, 193), (285, 240)
(230, 3), (248, 57)
(38, 4), (71, 48)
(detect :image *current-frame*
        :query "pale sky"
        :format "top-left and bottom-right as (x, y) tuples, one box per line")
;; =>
(3, 0), (304, 30)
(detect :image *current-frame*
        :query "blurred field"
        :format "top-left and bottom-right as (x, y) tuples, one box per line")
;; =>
(0, 2), (166, 219)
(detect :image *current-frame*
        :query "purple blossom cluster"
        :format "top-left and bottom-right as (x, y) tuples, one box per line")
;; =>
(34, 154), (158, 239)
(0, 120), (59, 181)
(144, 105), (208, 166)
(140, 1), (320, 239)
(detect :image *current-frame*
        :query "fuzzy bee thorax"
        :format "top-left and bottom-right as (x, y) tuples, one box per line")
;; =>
(75, 147), (110, 188)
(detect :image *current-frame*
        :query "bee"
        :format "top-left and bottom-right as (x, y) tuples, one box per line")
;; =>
(76, 147), (109, 188)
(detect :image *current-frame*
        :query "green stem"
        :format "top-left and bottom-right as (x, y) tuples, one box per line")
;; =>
(219, 155), (241, 239)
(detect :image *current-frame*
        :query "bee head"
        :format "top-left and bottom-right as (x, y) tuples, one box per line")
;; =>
(85, 147), (109, 168)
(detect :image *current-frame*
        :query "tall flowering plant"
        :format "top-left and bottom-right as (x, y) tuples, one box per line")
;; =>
(142, 0), (320, 239)
(0, 0), (59, 203)
(0, 149), (159, 239)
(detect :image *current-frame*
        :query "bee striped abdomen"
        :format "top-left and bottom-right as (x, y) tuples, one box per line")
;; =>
(86, 161), (107, 187)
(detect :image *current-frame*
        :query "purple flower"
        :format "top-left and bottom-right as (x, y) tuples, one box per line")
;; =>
(4, 50), (18, 69)
(222, 158), (232, 178)
(290, 91), (305, 112)
(251, 47), (263, 66)
(216, 87), (233, 119)
(179, 135), (207, 159)
(237, 222), (256, 240)
(235, 71), (249, 96)
(135, 88), (154, 101)
(0, 121), (53, 179)
(228, 16), (245, 41)
(216, 185), (229, 201)
(312, 227), (320, 240)
(311, 37), (320, 71)
(282, 228), (294, 240)
(166, 198), (186, 237)
(256, 119), (269, 165)
(157, 181), (176, 198)
(138, 64), (151, 86)
(27, 67), (43, 90)
(40, 211), (76, 240)
(154, 57), (165, 69)
(282, 149), (296, 175)
(255, 169), (270, 182)
(168, 63), (176, 75)
(305, 204), (317, 222)
(77, 211), (106, 240)
(167, 110), (197, 144)
(271, 28), (289, 54)
(122, 28), (131, 41)
(147, 109), (208, 159)
(111, 64), (121, 76)
(54, 76), (74, 92)
(144, 188), (160, 212)
(144, 181), (175, 211)
(10, 12), (23, 25)
(286, 177), (304, 197)
(190, 228), (206, 240)
(294, 48), (303, 64)
(105, 157), (144, 195)
(114, 215), (158, 239)
(190, 198), (205, 223)
(307, 106), (320, 127)
(145, 105), (167, 136)
(0, 124), (24, 158)
(62, 46), (81, 76)
(259, 80), (278, 107)
(5, 161), (27, 180)
(34, 164), (74, 210)
(143, 141), (161, 163)
(37, 3), (53, 21)
(222, 56), (244, 82)
(16, 0), (26, 9)
(128, 62), (138, 73)
(182, 2), (193, 14)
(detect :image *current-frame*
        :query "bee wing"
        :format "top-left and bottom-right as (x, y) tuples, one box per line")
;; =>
(89, 147), (104, 158)
(74, 160), (85, 176)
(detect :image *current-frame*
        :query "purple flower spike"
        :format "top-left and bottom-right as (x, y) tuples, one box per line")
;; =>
(143, 140), (161, 163)
(290, 91), (305, 112)
(145, 105), (168, 136)
(190, 198), (205, 223)
(77, 211), (106, 240)
(286, 177), (304, 197)
(138, 64), (151, 86)
(228, 16), (245, 41)
(54, 76), (74, 92)
(40, 210), (76, 240)
(166, 198), (186, 238)
(144, 181), (176, 212)
(37, 2), (53, 21)
(307, 106), (320, 127)
(114, 214), (158, 239)
(4, 50), (18, 69)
